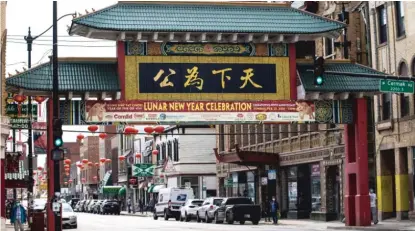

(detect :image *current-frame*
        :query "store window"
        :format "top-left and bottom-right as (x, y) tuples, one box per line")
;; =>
(311, 164), (321, 212)
(181, 176), (199, 198)
(287, 166), (298, 210)
(247, 172), (256, 203)
(232, 173), (238, 197)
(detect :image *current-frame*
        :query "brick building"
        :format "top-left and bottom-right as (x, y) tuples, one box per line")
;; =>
(370, 1), (415, 221)
(60, 142), (80, 192)
(80, 136), (100, 196)
(98, 125), (119, 193)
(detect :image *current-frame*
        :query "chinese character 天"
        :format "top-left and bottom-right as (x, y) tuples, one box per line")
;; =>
(240, 68), (262, 89)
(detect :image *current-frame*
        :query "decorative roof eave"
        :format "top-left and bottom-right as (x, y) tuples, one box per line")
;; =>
(69, 23), (342, 42)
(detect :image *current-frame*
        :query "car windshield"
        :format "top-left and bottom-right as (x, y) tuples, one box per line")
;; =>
(213, 199), (223, 206)
(191, 200), (204, 206)
(62, 203), (73, 212)
(225, 198), (253, 205)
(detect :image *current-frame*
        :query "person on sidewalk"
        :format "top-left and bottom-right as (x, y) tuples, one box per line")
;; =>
(270, 196), (279, 225)
(369, 189), (379, 225)
(127, 197), (132, 213)
(10, 200), (27, 231)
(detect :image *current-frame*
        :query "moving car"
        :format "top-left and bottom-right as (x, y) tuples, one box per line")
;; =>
(215, 197), (261, 225)
(154, 187), (194, 221)
(196, 197), (223, 223)
(179, 199), (204, 222)
(99, 200), (120, 215)
(62, 203), (77, 229)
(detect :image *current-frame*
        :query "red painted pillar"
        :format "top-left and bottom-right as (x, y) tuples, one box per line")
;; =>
(46, 99), (55, 231)
(344, 98), (371, 226)
(117, 41), (126, 100)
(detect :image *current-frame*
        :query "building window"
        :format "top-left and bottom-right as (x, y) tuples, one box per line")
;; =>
(395, 1), (405, 37)
(400, 94), (409, 117)
(156, 144), (161, 165)
(167, 141), (172, 160)
(173, 139), (179, 162)
(412, 57), (415, 77)
(378, 5), (387, 44)
(219, 125), (225, 152)
(161, 143), (166, 161)
(324, 37), (333, 58)
(382, 93), (391, 120)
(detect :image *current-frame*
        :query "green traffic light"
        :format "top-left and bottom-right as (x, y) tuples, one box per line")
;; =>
(316, 76), (323, 85)
(54, 138), (63, 147)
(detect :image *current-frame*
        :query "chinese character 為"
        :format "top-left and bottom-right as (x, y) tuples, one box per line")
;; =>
(240, 68), (263, 89)
(212, 68), (232, 89)
(184, 66), (204, 90)
(153, 69), (176, 88)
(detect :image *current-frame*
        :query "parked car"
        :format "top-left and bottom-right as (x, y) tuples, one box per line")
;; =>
(62, 203), (77, 229)
(154, 187), (194, 221)
(87, 200), (98, 213)
(99, 200), (120, 215)
(92, 200), (104, 214)
(179, 199), (204, 222)
(78, 200), (86, 212)
(215, 197), (261, 225)
(196, 197), (223, 223)
(74, 201), (82, 212)
(69, 198), (80, 209)
(82, 200), (92, 212)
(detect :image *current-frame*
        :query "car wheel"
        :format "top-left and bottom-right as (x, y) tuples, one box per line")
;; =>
(175, 216), (180, 221)
(226, 212), (234, 224)
(252, 220), (259, 225)
(206, 212), (212, 223)
(153, 212), (158, 220)
(73, 224), (78, 229)
(214, 213), (223, 224)
(164, 211), (169, 220)
(196, 213), (201, 223)
(239, 220), (245, 225)
(185, 212), (190, 222)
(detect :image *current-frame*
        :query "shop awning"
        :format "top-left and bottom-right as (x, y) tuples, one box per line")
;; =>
(119, 186), (126, 196)
(214, 144), (279, 166)
(152, 185), (166, 193)
(102, 186), (122, 194)
(147, 185), (155, 193)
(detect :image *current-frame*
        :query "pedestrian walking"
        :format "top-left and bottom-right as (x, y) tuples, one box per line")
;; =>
(369, 189), (378, 224)
(10, 200), (27, 231)
(127, 197), (132, 213)
(139, 199), (144, 214)
(270, 196), (279, 225)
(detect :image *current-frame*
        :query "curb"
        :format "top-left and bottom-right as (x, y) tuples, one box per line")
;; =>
(119, 213), (153, 218)
(327, 226), (414, 231)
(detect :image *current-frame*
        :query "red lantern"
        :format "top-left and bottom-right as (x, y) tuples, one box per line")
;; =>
(64, 182), (68, 185)
(34, 96), (46, 104)
(13, 95), (26, 104)
(65, 172), (69, 176)
(94, 163), (99, 167)
(82, 159), (89, 164)
(77, 163), (83, 168)
(76, 134), (84, 141)
(43, 171), (47, 175)
(99, 133), (107, 139)
(33, 171), (37, 175)
(105, 159), (111, 163)
(64, 169), (70, 173)
(129, 178), (137, 184)
(37, 166), (43, 171)
(144, 126), (154, 134)
(7, 136), (12, 140)
(93, 176), (98, 180)
(87, 162), (93, 166)
(64, 166), (70, 170)
(154, 126), (165, 133)
(124, 127), (138, 135)
(87, 125), (99, 133)
(160, 174), (164, 178)
(81, 178), (86, 182)
(135, 153), (142, 158)
(100, 158), (106, 164)
(118, 156), (126, 161)
(152, 150), (159, 155)
(80, 165), (84, 170)
(68, 179), (73, 183)
(64, 164), (70, 168)
(64, 159), (71, 165)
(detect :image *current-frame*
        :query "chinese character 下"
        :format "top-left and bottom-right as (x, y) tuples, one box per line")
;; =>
(184, 67), (204, 90)
(153, 69), (176, 88)
(212, 68), (232, 89)
(240, 68), (263, 89)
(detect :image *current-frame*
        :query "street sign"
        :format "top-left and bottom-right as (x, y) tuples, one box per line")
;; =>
(132, 164), (155, 177)
(6, 104), (38, 116)
(380, 79), (414, 93)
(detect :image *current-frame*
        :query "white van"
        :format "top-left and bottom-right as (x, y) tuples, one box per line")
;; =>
(153, 187), (194, 221)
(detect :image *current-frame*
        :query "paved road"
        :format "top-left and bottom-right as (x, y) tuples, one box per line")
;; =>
(75, 213), (336, 231)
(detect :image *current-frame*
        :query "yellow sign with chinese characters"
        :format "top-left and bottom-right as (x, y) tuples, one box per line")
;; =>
(125, 56), (290, 101)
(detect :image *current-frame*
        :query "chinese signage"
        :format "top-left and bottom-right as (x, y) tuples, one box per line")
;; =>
(139, 63), (276, 94)
(125, 56), (290, 101)
(6, 104), (38, 129)
(85, 100), (315, 124)
(132, 164), (155, 177)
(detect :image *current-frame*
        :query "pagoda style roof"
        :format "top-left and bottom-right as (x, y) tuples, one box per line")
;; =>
(69, 1), (346, 42)
(6, 57), (121, 100)
(297, 60), (386, 100)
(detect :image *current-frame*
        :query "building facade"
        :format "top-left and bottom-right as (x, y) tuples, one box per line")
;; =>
(370, 1), (415, 221)
(80, 136), (99, 198)
(61, 142), (80, 196)
(153, 126), (217, 199)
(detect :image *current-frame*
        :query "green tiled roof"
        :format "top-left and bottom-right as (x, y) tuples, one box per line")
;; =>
(6, 60), (120, 92)
(71, 2), (345, 34)
(297, 62), (384, 92)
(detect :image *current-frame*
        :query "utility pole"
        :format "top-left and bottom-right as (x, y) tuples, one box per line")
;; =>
(52, 2), (62, 231)
(342, 2), (349, 59)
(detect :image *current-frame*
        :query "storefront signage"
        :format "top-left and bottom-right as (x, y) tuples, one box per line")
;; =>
(132, 164), (155, 177)
(311, 164), (320, 176)
(139, 63), (276, 94)
(268, 169), (277, 180)
(85, 100), (315, 124)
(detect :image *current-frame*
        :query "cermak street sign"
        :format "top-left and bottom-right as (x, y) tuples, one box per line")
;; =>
(379, 79), (414, 94)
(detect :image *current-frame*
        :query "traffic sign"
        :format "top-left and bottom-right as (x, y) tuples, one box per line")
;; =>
(380, 79), (414, 93)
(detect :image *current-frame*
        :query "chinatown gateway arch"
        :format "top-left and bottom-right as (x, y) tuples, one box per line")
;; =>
(4, 1), (391, 228)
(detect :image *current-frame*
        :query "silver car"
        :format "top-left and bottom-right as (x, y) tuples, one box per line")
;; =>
(62, 203), (77, 229)
(196, 197), (223, 223)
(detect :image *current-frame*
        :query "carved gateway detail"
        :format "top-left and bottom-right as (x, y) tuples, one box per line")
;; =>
(279, 145), (344, 166)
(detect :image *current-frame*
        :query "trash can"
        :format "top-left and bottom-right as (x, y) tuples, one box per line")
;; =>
(31, 211), (45, 231)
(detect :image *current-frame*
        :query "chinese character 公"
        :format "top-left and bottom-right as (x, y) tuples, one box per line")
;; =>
(212, 68), (232, 89)
(184, 66), (204, 90)
(153, 69), (176, 88)
(240, 68), (262, 89)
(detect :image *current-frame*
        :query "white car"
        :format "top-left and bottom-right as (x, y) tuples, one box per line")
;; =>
(87, 200), (98, 213)
(179, 199), (204, 222)
(62, 203), (77, 229)
(196, 197), (224, 223)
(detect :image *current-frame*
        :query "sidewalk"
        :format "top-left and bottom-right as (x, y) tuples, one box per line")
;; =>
(5, 224), (30, 231)
(120, 211), (153, 217)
